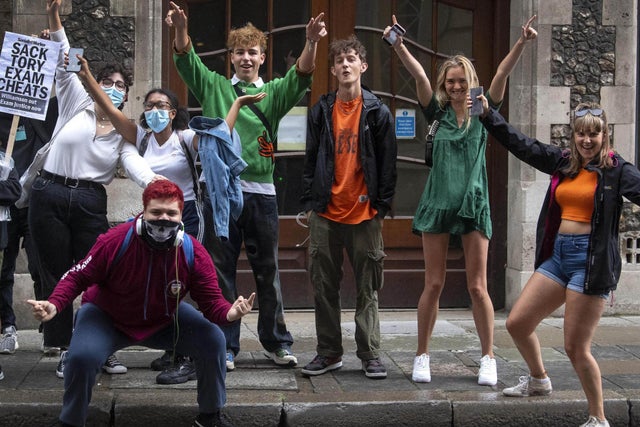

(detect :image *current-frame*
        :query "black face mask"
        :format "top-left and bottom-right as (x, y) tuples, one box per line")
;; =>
(141, 219), (181, 250)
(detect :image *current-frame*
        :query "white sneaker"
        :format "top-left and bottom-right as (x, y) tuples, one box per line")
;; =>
(0, 326), (18, 354)
(579, 416), (610, 427)
(412, 353), (431, 383)
(503, 375), (552, 397)
(477, 355), (497, 386)
(264, 348), (297, 366)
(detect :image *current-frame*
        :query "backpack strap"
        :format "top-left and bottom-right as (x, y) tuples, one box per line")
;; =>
(114, 225), (135, 266)
(181, 233), (195, 270)
(138, 131), (152, 156)
(177, 130), (202, 202)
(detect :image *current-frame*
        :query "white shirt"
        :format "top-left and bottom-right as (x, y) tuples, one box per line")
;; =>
(43, 29), (154, 186)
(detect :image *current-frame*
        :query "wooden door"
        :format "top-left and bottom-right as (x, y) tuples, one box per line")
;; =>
(165, 0), (509, 309)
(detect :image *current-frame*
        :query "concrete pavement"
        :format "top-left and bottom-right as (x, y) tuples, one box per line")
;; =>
(0, 309), (639, 426)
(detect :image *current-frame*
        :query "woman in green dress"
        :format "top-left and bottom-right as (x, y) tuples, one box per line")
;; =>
(384, 14), (537, 385)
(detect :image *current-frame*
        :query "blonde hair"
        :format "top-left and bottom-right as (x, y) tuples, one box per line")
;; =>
(227, 22), (267, 52)
(434, 55), (480, 131)
(563, 102), (614, 176)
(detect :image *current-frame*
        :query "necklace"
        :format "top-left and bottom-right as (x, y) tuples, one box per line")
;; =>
(97, 116), (111, 129)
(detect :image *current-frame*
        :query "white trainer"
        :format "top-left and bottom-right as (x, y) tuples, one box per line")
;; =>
(412, 353), (431, 383)
(503, 375), (553, 397)
(477, 354), (497, 386)
(579, 416), (610, 427)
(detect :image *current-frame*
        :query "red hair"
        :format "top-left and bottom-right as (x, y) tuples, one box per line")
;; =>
(142, 180), (184, 212)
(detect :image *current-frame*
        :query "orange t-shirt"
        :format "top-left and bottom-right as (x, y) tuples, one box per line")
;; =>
(556, 168), (597, 223)
(319, 96), (377, 224)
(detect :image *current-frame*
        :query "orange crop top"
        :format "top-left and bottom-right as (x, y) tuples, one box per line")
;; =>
(555, 168), (597, 223)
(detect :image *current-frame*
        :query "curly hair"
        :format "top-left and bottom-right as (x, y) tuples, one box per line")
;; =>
(227, 23), (267, 52)
(328, 35), (367, 63)
(94, 63), (133, 110)
(139, 88), (190, 131)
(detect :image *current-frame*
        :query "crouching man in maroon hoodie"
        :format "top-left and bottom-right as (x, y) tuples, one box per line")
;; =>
(28, 179), (254, 427)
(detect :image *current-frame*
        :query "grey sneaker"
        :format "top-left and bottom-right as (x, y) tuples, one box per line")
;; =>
(362, 358), (387, 379)
(264, 348), (297, 366)
(503, 375), (552, 397)
(102, 354), (127, 374)
(0, 326), (18, 354)
(301, 355), (343, 376)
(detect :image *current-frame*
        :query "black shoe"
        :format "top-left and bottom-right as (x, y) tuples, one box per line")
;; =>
(0, 364), (4, 380)
(156, 357), (196, 384)
(192, 411), (234, 427)
(150, 351), (174, 371)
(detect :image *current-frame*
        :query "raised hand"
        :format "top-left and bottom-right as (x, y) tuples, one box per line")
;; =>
(522, 15), (538, 41)
(236, 92), (267, 107)
(165, 1), (187, 30)
(46, 0), (61, 14)
(383, 15), (404, 47)
(306, 12), (327, 42)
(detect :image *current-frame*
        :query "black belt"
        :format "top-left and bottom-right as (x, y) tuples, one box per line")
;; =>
(39, 170), (101, 189)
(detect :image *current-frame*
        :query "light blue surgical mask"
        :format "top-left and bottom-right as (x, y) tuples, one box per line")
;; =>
(144, 109), (171, 133)
(102, 86), (125, 108)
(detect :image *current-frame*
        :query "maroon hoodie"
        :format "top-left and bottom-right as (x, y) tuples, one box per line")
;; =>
(48, 222), (232, 341)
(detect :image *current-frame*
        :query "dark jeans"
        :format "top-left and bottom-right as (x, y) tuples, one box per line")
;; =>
(29, 176), (109, 348)
(60, 302), (227, 426)
(0, 206), (41, 328)
(202, 191), (293, 355)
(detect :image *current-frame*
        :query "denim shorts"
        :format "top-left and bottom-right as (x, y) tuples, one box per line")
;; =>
(536, 233), (609, 299)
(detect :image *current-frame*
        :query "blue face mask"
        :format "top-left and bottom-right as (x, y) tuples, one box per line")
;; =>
(144, 109), (171, 133)
(102, 86), (125, 109)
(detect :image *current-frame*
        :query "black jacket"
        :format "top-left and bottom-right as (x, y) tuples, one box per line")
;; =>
(301, 88), (397, 218)
(481, 108), (640, 295)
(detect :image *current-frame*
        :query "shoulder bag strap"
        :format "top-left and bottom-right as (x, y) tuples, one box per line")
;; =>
(233, 84), (276, 150)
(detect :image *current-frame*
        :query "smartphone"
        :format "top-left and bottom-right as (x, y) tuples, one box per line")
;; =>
(469, 86), (484, 116)
(66, 47), (84, 73)
(383, 23), (406, 46)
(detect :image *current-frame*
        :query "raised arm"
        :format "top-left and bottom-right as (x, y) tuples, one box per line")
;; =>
(225, 93), (267, 131)
(76, 56), (137, 143)
(297, 13), (327, 74)
(487, 15), (537, 103)
(46, 0), (62, 33)
(166, 1), (190, 52)
(385, 15), (432, 106)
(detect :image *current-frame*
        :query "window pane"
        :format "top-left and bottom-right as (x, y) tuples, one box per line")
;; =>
(437, 3), (472, 57)
(271, 30), (305, 80)
(190, 1), (226, 53)
(274, 0), (309, 27)
(230, 0), (266, 30)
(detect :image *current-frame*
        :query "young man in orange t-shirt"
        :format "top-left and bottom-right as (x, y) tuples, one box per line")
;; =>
(300, 35), (397, 379)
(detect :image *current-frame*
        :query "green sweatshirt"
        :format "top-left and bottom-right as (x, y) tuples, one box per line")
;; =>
(174, 48), (312, 184)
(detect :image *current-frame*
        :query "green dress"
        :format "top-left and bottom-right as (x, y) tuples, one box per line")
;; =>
(412, 94), (498, 239)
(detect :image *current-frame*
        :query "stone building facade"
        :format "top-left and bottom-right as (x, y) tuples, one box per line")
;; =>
(507, 0), (639, 314)
(2, 0), (639, 326)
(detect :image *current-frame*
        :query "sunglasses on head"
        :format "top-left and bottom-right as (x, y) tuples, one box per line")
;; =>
(575, 108), (603, 117)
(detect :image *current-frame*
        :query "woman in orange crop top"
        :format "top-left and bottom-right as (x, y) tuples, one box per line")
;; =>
(479, 101), (640, 427)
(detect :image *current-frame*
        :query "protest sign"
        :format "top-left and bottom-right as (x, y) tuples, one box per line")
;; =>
(0, 32), (59, 121)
